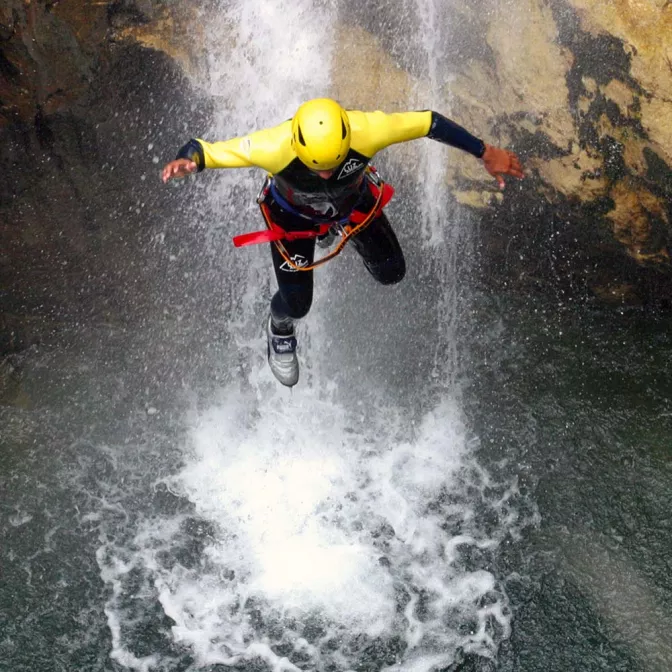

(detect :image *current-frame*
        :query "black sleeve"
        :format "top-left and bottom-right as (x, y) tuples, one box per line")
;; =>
(175, 139), (205, 171)
(426, 111), (486, 158)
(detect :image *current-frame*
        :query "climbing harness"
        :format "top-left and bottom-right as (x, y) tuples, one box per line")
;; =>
(232, 166), (395, 272)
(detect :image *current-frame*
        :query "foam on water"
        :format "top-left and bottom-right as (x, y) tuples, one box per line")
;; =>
(98, 383), (520, 670)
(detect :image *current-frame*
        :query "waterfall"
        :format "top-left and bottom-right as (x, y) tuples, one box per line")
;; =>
(98, 2), (524, 670)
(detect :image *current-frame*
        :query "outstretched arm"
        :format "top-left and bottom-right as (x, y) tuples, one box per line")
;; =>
(358, 110), (524, 189)
(161, 122), (294, 183)
(427, 112), (523, 189)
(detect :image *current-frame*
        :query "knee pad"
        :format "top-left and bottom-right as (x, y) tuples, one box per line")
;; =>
(364, 257), (406, 285)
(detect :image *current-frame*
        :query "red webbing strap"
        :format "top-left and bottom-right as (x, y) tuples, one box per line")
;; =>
(349, 182), (395, 224)
(268, 182), (389, 271)
(233, 221), (332, 248)
(232, 176), (395, 250)
(232, 229), (285, 247)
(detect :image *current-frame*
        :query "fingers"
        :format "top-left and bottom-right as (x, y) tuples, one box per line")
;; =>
(507, 153), (524, 178)
(493, 151), (524, 187)
(161, 162), (181, 183)
(161, 160), (196, 183)
(500, 151), (523, 178)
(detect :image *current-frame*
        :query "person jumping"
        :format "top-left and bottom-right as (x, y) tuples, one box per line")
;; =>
(162, 98), (524, 387)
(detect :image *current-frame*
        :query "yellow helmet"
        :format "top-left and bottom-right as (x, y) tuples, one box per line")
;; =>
(291, 98), (351, 171)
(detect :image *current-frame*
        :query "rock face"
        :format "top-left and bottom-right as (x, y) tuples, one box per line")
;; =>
(0, 0), (202, 128)
(466, 0), (672, 305)
(0, 0), (212, 361)
(335, 0), (672, 306)
(2, 0), (672, 362)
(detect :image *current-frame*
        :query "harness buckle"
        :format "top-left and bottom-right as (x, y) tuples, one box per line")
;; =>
(257, 174), (272, 204)
(366, 164), (383, 188)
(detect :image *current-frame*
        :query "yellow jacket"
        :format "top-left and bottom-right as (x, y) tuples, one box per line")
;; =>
(177, 110), (483, 220)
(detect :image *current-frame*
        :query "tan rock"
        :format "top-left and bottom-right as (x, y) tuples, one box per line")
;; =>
(483, 0), (575, 149)
(622, 140), (649, 177)
(577, 94), (592, 116)
(116, 7), (205, 77)
(602, 79), (636, 115)
(639, 97), (672, 162)
(569, 0), (672, 95)
(607, 179), (670, 263)
(582, 76), (598, 95)
(330, 24), (415, 112)
(532, 148), (607, 200)
(448, 61), (508, 144)
(567, 0), (672, 162)
(454, 189), (503, 209)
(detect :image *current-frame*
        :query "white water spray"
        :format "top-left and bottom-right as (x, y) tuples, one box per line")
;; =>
(98, 2), (521, 670)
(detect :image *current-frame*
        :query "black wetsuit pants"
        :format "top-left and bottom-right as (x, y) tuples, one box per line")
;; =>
(267, 190), (406, 334)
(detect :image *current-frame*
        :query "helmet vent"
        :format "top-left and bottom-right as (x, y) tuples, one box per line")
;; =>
(341, 120), (347, 139)
(298, 126), (306, 146)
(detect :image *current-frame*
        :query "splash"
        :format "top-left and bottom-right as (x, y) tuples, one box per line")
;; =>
(98, 385), (520, 670)
(97, 0), (522, 669)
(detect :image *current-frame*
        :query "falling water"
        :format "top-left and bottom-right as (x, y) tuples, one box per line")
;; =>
(0, 1), (529, 671)
(95, 2), (526, 671)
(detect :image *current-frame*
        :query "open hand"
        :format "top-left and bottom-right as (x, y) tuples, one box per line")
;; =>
(162, 159), (197, 183)
(482, 144), (524, 189)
